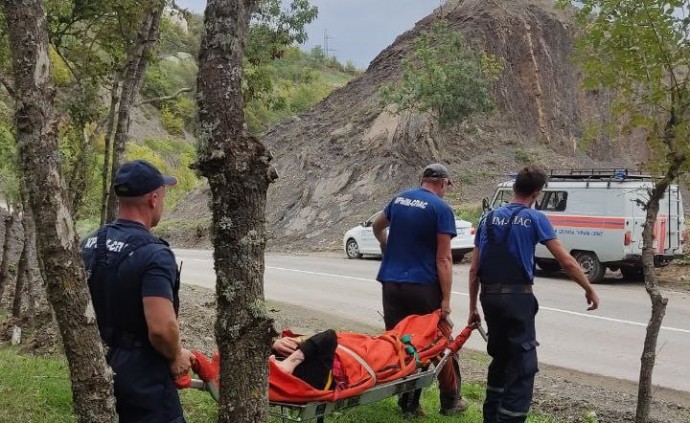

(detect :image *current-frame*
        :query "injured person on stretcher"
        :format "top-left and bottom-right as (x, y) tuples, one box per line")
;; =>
(270, 329), (342, 391)
(181, 310), (475, 406)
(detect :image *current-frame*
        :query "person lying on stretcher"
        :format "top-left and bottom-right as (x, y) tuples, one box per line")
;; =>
(270, 329), (343, 391)
(181, 311), (474, 404)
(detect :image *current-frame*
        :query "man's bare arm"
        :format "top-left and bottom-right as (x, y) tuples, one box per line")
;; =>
(467, 247), (481, 325)
(143, 297), (193, 375)
(436, 233), (453, 318)
(372, 212), (390, 252)
(544, 239), (600, 310)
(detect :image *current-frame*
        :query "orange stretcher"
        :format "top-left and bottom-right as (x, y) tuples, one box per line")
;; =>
(178, 310), (476, 422)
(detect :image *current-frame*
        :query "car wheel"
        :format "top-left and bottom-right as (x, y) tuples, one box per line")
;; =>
(345, 238), (362, 259)
(452, 251), (465, 262)
(620, 266), (644, 281)
(573, 251), (605, 284)
(535, 259), (561, 272)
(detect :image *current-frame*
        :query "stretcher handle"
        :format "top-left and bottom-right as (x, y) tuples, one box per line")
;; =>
(447, 325), (475, 354)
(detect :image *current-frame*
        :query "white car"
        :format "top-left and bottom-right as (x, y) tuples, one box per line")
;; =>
(343, 211), (475, 261)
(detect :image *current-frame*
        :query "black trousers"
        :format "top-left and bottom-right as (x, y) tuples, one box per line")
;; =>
(480, 292), (539, 423)
(381, 282), (461, 412)
(293, 329), (338, 390)
(107, 346), (185, 423)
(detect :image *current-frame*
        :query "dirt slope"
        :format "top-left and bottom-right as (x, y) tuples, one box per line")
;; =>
(169, 0), (653, 251)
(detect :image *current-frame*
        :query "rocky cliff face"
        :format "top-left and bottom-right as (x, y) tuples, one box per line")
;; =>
(171, 0), (649, 250)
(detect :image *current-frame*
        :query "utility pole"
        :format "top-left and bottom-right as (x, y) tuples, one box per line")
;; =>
(323, 28), (336, 60)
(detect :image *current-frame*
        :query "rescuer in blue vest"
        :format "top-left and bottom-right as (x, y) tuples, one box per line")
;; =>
(81, 160), (193, 422)
(468, 166), (600, 423)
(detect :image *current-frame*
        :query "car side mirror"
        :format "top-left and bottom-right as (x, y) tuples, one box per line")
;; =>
(482, 197), (489, 211)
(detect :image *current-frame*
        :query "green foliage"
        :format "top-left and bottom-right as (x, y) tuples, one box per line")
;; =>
(455, 203), (484, 227)
(127, 138), (199, 209)
(514, 147), (532, 164)
(243, 0), (318, 104)
(159, 14), (202, 58)
(161, 105), (186, 136)
(559, 0), (690, 175)
(380, 20), (502, 129)
(49, 46), (71, 87)
(244, 47), (357, 133)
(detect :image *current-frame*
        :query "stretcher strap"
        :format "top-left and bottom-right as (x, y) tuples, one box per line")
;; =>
(337, 345), (377, 385)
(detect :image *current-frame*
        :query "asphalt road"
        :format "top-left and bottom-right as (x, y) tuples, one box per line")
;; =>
(174, 248), (690, 393)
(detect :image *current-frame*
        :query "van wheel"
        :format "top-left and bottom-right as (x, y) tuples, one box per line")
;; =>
(536, 259), (561, 272)
(620, 267), (644, 281)
(574, 252), (605, 284)
(452, 251), (465, 262)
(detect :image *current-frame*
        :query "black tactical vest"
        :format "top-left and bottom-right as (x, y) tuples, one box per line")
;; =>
(87, 225), (180, 348)
(477, 205), (532, 285)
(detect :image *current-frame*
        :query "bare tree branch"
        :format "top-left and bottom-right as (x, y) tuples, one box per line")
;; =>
(136, 86), (192, 106)
(0, 73), (16, 98)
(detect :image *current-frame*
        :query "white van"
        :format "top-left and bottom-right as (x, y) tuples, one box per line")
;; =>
(486, 169), (687, 283)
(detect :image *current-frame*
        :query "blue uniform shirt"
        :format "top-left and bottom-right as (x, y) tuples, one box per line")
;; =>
(376, 187), (457, 284)
(475, 203), (556, 281)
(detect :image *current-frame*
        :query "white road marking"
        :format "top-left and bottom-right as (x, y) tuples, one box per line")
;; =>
(177, 257), (690, 335)
(449, 290), (690, 334)
(266, 266), (374, 282)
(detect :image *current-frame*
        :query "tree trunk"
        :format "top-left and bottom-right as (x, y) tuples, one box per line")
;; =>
(0, 209), (23, 307)
(635, 153), (685, 423)
(1, 0), (117, 421)
(14, 183), (39, 319)
(100, 76), (121, 226)
(105, 2), (164, 222)
(12, 228), (27, 318)
(0, 206), (7, 271)
(196, 0), (278, 421)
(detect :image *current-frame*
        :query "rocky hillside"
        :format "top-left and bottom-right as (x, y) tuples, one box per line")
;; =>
(169, 0), (657, 251)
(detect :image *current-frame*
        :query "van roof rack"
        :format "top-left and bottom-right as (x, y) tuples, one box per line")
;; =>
(547, 168), (655, 181)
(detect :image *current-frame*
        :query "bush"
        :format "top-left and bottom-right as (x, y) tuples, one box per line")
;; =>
(161, 106), (185, 137)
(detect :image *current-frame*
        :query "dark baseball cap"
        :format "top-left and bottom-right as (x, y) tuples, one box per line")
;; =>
(422, 163), (453, 185)
(113, 160), (177, 197)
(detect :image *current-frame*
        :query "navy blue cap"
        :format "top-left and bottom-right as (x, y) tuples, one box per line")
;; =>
(113, 160), (177, 197)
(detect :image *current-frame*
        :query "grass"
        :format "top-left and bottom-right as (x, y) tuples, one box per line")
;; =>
(0, 346), (216, 422)
(0, 346), (559, 423)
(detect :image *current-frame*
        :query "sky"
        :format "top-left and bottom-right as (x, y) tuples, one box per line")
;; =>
(175, 0), (443, 69)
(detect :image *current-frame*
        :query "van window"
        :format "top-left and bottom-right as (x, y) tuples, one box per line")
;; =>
(537, 191), (568, 212)
(491, 189), (512, 209)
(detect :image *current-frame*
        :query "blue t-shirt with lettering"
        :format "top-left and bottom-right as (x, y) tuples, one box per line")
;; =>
(376, 187), (457, 284)
(474, 203), (556, 280)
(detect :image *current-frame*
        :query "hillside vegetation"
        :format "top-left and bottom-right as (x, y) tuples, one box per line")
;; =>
(0, 9), (359, 227)
(170, 0), (686, 251)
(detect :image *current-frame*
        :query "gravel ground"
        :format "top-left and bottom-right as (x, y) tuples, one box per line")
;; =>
(178, 284), (690, 423)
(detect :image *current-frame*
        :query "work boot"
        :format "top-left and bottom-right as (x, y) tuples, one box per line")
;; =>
(440, 397), (469, 416)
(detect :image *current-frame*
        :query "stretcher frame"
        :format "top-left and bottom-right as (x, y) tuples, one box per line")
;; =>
(189, 348), (456, 423)
(189, 325), (478, 422)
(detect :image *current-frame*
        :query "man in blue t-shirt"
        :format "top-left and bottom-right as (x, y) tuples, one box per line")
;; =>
(372, 163), (467, 418)
(468, 166), (599, 423)
(81, 160), (193, 423)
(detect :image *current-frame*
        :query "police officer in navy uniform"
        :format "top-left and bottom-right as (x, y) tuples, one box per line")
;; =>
(373, 163), (468, 419)
(81, 160), (193, 423)
(468, 166), (600, 423)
